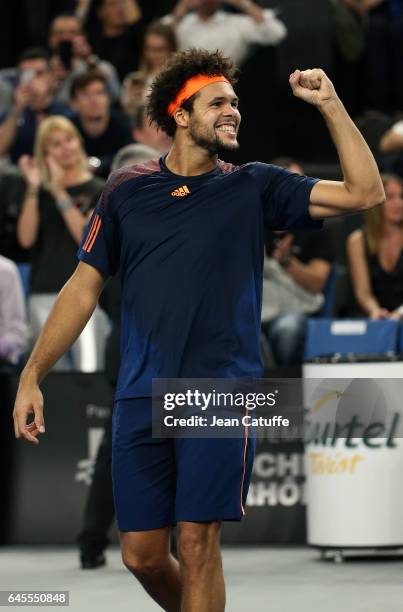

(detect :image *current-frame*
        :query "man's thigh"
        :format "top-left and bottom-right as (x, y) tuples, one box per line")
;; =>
(174, 432), (256, 523)
(112, 398), (176, 531)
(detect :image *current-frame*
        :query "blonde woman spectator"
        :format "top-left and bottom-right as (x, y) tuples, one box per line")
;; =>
(17, 115), (104, 294)
(347, 174), (403, 319)
(17, 116), (106, 370)
(0, 255), (27, 369)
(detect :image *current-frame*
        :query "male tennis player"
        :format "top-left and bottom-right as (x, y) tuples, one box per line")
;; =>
(13, 49), (384, 612)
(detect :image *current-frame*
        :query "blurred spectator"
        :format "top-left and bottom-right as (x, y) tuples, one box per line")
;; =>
(86, 0), (144, 80)
(261, 159), (332, 366)
(111, 142), (159, 171)
(0, 1), (80, 69)
(269, 156), (304, 175)
(379, 116), (403, 177)
(132, 104), (172, 153)
(71, 71), (132, 177)
(48, 12), (120, 103)
(331, 0), (367, 116)
(120, 71), (145, 121)
(379, 117), (403, 154)
(341, 0), (403, 111)
(17, 115), (104, 294)
(76, 0), (93, 24)
(0, 48), (73, 163)
(140, 20), (177, 98)
(347, 173), (403, 319)
(0, 255), (28, 370)
(0, 164), (29, 263)
(166, 0), (287, 66)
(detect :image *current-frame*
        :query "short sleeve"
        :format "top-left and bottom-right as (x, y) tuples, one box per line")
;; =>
(77, 191), (120, 278)
(249, 162), (322, 231)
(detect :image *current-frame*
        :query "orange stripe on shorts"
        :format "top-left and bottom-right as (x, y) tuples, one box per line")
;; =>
(240, 408), (249, 516)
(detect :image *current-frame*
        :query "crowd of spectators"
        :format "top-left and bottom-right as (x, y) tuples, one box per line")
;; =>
(1, 0), (403, 372)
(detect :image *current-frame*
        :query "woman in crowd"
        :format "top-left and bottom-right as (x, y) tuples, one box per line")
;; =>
(347, 174), (403, 319)
(139, 20), (177, 99)
(17, 115), (106, 368)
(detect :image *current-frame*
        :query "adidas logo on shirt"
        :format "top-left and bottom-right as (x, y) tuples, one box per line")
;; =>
(171, 185), (191, 197)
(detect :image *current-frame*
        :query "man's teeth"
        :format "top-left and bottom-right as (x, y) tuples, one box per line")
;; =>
(216, 125), (236, 133)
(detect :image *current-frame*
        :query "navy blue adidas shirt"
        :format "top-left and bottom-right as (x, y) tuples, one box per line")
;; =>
(78, 156), (321, 400)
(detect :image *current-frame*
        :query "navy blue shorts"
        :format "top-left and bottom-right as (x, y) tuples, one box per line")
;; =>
(112, 398), (256, 532)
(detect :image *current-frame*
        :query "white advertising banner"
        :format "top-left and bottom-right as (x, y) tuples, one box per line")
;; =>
(303, 363), (403, 547)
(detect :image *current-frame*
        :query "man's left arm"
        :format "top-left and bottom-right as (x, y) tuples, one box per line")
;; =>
(289, 69), (385, 219)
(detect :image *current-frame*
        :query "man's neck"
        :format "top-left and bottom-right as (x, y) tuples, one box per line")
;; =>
(80, 113), (109, 137)
(165, 143), (218, 176)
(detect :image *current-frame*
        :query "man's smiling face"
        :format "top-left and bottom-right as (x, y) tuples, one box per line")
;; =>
(186, 81), (241, 155)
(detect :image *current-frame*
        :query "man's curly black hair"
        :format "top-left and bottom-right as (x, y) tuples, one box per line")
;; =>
(146, 48), (238, 137)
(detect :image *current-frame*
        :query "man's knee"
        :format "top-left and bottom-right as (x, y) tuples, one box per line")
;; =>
(177, 522), (221, 571)
(120, 531), (170, 578)
(122, 547), (168, 577)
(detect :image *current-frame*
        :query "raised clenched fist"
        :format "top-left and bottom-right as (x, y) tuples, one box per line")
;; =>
(289, 69), (337, 109)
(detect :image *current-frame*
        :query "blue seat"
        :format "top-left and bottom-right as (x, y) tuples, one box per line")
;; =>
(305, 318), (399, 360)
(317, 264), (337, 317)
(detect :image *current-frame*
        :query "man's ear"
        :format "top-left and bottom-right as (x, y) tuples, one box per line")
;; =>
(173, 107), (189, 129)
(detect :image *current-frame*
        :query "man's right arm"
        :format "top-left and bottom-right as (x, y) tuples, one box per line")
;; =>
(13, 261), (106, 444)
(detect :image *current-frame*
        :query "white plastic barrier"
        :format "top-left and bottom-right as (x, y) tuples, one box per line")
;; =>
(303, 362), (403, 548)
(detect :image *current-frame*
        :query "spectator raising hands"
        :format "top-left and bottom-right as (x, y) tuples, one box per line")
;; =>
(166, 0), (287, 65)
(48, 12), (120, 103)
(0, 48), (73, 162)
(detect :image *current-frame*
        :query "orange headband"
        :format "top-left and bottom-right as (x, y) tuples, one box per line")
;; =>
(167, 75), (230, 117)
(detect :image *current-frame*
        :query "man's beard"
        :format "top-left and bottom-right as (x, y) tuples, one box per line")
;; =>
(189, 120), (239, 155)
